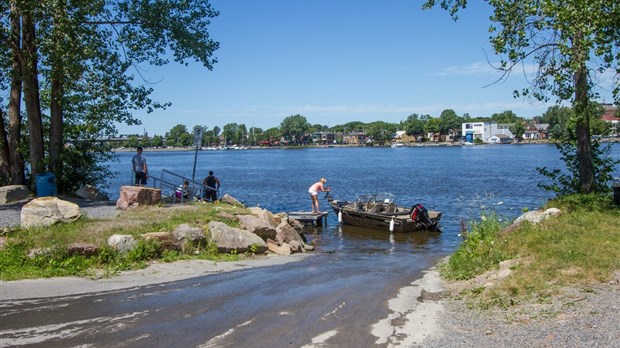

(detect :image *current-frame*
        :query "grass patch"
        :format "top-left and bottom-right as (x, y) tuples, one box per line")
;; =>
(0, 202), (252, 281)
(441, 194), (620, 309)
(440, 212), (512, 281)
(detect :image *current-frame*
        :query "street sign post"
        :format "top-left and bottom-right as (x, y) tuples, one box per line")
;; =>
(192, 127), (204, 183)
(193, 127), (203, 147)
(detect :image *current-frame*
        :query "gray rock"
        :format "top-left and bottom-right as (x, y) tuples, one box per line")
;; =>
(74, 184), (109, 201)
(236, 214), (277, 240)
(259, 209), (278, 228)
(220, 194), (244, 206)
(173, 224), (206, 244)
(107, 234), (136, 254)
(514, 207), (561, 225)
(275, 220), (304, 245)
(287, 217), (305, 233)
(20, 197), (82, 228)
(248, 206), (264, 216)
(207, 221), (267, 254)
(0, 185), (29, 204)
(267, 238), (292, 255)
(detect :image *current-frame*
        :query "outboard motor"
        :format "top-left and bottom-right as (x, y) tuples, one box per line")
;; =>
(411, 204), (431, 226)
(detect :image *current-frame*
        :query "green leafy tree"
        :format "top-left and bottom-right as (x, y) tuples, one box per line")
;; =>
(199, 126), (209, 146)
(165, 124), (189, 147)
(403, 113), (427, 137)
(424, 0), (620, 193)
(590, 104), (612, 137)
(222, 123), (240, 145)
(247, 126), (263, 145)
(510, 122), (526, 141)
(151, 135), (164, 147)
(365, 121), (397, 145)
(491, 110), (520, 124)
(424, 117), (441, 135)
(542, 106), (573, 140)
(179, 133), (192, 147)
(127, 136), (140, 148)
(263, 127), (282, 145)
(333, 121), (366, 133)
(280, 114), (309, 144)
(438, 109), (462, 135)
(237, 124), (247, 145)
(0, 0), (219, 190)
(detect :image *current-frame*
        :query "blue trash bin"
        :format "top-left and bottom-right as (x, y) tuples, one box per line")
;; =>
(36, 172), (57, 197)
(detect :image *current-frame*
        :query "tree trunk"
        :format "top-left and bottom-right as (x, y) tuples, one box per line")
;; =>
(22, 9), (46, 184)
(49, 74), (64, 191)
(0, 110), (10, 185)
(574, 64), (594, 193)
(8, 0), (25, 185)
(49, 4), (67, 192)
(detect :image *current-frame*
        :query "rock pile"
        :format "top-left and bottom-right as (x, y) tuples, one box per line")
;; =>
(12, 193), (314, 259)
(106, 201), (314, 256)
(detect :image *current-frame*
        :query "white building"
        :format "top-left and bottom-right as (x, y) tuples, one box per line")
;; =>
(462, 122), (514, 143)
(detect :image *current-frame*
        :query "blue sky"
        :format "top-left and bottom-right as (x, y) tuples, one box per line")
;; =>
(118, 0), (614, 136)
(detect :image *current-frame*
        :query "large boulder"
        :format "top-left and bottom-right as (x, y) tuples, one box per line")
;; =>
(0, 185), (29, 204)
(20, 197), (82, 228)
(275, 220), (305, 245)
(258, 209), (278, 229)
(173, 224), (206, 248)
(267, 238), (292, 255)
(75, 184), (109, 201)
(247, 206), (264, 216)
(236, 214), (277, 240)
(220, 194), (244, 206)
(247, 207), (278, 228)
(513, 208), (561, 225)
(116, 186), (161, 210)
(208, 221), (267, 254)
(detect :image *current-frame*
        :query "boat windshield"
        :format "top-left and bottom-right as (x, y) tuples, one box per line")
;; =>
(353, 193), (395, 204)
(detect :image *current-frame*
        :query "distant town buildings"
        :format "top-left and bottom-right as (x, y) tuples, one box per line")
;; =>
(461, 122), (515, 143)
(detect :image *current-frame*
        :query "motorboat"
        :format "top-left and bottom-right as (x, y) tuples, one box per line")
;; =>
(327, 193), (441, 233)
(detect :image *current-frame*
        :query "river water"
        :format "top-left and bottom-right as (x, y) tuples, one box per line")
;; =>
(106, 143), (620, 258)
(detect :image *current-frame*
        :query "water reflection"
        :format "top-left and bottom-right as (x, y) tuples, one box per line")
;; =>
(301, 222), (442, 256)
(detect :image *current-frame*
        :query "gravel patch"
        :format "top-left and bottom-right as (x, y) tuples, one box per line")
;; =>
(419, 274), (620, 348)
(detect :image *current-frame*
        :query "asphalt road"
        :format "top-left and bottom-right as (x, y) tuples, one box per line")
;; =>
(0, 253), (444, 347)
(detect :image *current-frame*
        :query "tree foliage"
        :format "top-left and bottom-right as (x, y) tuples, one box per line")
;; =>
(0, 0), (219, 191)
(280, 114), (309, 144)
(366, 121), (397, 145)
(438, 109), (461, 134)
(423, 0), (620, 193)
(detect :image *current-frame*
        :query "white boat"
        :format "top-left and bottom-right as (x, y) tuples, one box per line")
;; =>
(390, 143), (404, 148)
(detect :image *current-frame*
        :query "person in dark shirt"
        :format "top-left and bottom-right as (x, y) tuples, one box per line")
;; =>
(202, 171), (220, 202)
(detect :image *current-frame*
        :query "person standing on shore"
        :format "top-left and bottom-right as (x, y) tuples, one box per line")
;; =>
(203, 171), (220, 202)
(131, 146), (148, 186)
(308, 178), (330, 213)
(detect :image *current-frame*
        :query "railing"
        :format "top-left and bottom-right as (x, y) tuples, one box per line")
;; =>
(129, 169), (218, 203)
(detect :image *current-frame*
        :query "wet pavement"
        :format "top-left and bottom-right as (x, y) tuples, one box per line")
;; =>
(0, 252), (443, 347)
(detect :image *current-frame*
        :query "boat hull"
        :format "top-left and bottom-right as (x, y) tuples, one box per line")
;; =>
(329, 200), (442, 233)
